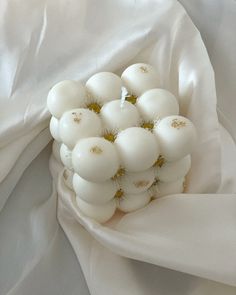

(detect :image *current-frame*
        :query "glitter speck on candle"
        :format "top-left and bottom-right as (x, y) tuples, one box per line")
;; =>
(103, 132), (116, 142)
(72, 112), (81, 123)
(141, 121), (154, 130)
(125, 94), (137, 104)
(112, 167), (125, 180)
(87, 102), (102, 114)
(90, 146), (103, 154)
(115, 189), (124, 199)
(140, 66), (148, 73)
(171, 118), (186, 129)
(133, 180), (150, 188)
(154, 155), (165, 167)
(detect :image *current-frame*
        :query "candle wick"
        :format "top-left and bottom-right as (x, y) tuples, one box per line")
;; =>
(120, 87), (128, 109)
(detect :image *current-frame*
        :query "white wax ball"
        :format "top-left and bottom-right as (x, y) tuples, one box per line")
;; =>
(59, 108), (102, 149)
(119, 168), (155, 194)
(86, 72), (122, 104)
(115, 127), (159, 172)
(47, 80), (86, 118)
(153, 178), (185, 198)
(156, 155), (191, 182)
(136, 89), (179, 121)
(62, 168), (74, 190)
(49, 116), (61, 142)
(72, 137), (120, 182)
(154, 116), (197, 161)
(52, 141), (62, 163)
(60, 144), (73, 170)
(117, 191), (151, 213)
(73, 173), (117, 205)
(121, 63), (159, 96)
(76, 197), (116, 223)
(100, 100), (140, 131)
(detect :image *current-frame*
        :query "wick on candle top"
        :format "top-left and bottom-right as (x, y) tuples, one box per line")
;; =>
(120, 87), (128, 109)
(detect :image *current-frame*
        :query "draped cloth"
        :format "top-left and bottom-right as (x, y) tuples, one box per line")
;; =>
(0, 0), (236, 294)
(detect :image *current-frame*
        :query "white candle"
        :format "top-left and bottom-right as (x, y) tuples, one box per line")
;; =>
(86, 72), (122, 104)
(59, 108), (102, 149)
(73, 173), (117, 205)
(156, 155), (191, 183)
(100, 99), (140, 132)
(116, 191), (151, 213)
(136, 88), (179, 121)
(152, 178), (185, 198)
(119, 168), (155, 194)
(49, 116), (61, 142)
(72, 137), (120, 182)
(154, 115), (197, 161)
(115, 127), (159, 172)
(60, 144), (73, 170)
(121, 63), (159, 96)
(47, 80), (86, 118)
(76, 197), (116, 223)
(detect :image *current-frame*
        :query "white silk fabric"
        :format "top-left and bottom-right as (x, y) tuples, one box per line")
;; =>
(0, 0), (236, 294)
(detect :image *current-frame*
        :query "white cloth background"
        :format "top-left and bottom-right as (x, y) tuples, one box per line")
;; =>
(0, 0), (236, 294)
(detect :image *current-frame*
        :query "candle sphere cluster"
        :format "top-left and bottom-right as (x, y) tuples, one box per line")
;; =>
(47, 63), (197, 223)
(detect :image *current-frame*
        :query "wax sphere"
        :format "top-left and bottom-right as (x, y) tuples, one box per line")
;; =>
(86, 72), (122, 104)
(121, 63), (159, 96)
(72, 137), (120, 182)
(59, 108), (102, 149)
(60, 144), (73, 170)
(136, 89), (179, 121)
(115, 127), (159, 172)
(119, 168), (155, 194)
(73, 173), (117, 205)
(76, 197), (116, 223)
(117, 191), (151, 213)
(154, 116), (197, 161)
(52, 141), (62, 163)
(100, 100), (140, 131)
(49, 116), (61, 142)
(62, 169), (74, 190)
(47, 80), (86, 118)
(156, 155), (191, 182)
(153, 178), (185, 198)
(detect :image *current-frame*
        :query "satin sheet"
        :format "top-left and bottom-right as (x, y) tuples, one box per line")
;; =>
(0, 0), (236, 294)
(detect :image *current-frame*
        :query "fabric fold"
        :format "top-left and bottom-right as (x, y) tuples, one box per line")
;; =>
(56, 124), (236, 287)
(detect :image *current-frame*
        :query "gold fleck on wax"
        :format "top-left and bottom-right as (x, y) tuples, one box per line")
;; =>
(133, 180), (150, 188)
(90, 146), (103, 154)
(87, 102), (101, 114)
(103, 132), (116, 143)
(125, 94), (137, 104)
(154, 155), (165, 167)
(72, 112), (81, 123)
(140, 66), (148, 73)
(112, 167), (125, 180)
(115, 189), (124, 199)
(171, 118), (186, 129)
(141, 121), (154, 130)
